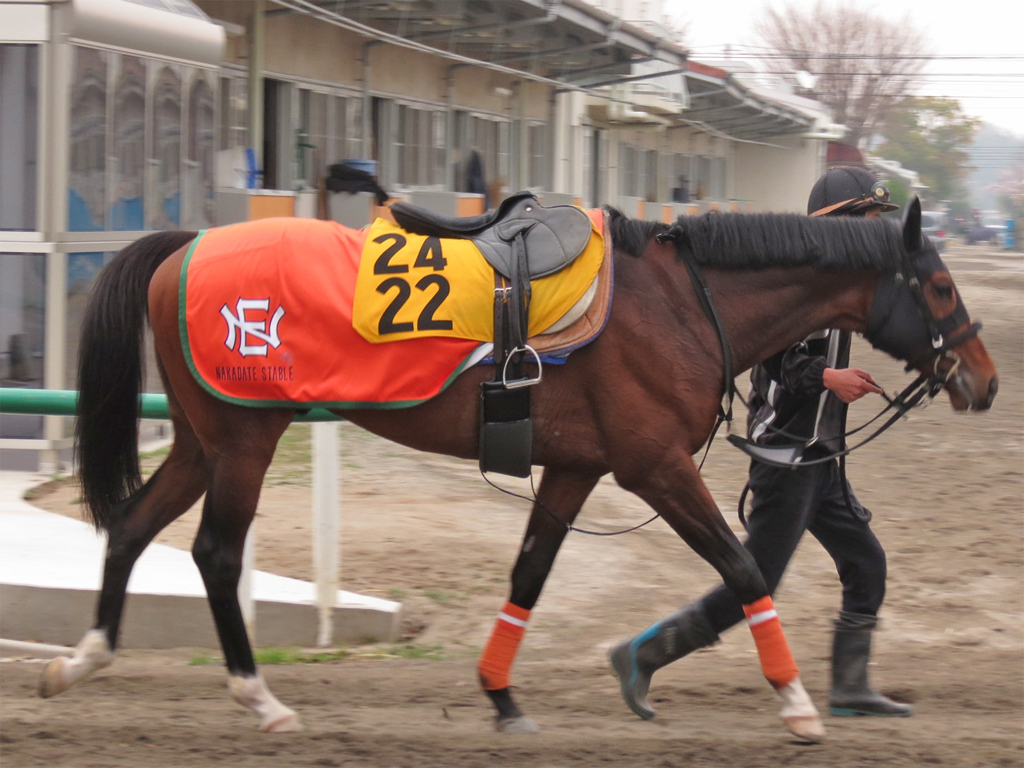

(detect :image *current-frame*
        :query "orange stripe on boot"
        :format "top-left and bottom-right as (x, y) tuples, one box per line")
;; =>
(743, 596), (799, 689)
(478, 602), (531, 690)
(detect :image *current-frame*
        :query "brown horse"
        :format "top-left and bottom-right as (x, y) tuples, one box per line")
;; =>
(38, 198), (996, 742)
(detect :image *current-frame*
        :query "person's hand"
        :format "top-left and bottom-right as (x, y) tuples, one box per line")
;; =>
(822, 367), (882, 403)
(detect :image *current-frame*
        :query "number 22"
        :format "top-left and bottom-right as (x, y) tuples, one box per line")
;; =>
(372, 235), (453, 334)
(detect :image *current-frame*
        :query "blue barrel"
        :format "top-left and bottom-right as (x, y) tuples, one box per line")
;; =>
(342, 159), (378, 176)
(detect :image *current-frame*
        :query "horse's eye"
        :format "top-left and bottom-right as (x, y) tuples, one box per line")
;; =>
(934, 285), (954, 301)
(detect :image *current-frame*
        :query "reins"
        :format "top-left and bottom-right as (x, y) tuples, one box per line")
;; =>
(655, 223), (971, 527)
(481, 222), (973, 537)
(725, 365), (952, 469)
(479, 433), (721, 537)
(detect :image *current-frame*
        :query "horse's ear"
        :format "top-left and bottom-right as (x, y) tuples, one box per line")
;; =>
(903, 196), (922, 250)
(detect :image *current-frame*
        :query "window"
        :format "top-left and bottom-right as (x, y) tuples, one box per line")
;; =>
(219, 74), (248, 151)
(298, 88), (328, 188)
(111, 56), (146, 230)
(643, 149), (658, 201)
(0, 253), (45, 389)
(455, 113), (506, 196)
(68, 48), (108, 231)
(432, 112), (446, 187)
(711, 156), (727, 200)
(395, 104), (445, 187)
(150, 65), (182, 228)
(0, 45), (39, 231)
(65, 251), (109, 388)
(671, 154), (692, 203)
(619, 143), (639, 198)
(582, 127), (594, 207)
(185, 74), (215, 228)
(527, 122), (548, 190)
(695, 155), (712, 200)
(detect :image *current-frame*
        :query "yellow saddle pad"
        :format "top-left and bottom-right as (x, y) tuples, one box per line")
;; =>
(352, 214), (605, 344)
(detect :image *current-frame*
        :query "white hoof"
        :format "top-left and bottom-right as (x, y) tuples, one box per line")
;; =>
(37, 630), (113, 698)
(778, 676), (825, 743)
(229, 674), (301, 734)
(496, 716), (540, 734)
(783, 714), (825, 743)
(261, 711), (304, 733)
(38, 656), (71, 698)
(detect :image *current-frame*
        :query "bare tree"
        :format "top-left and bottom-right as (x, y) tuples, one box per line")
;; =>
(754, 1), (928, 147)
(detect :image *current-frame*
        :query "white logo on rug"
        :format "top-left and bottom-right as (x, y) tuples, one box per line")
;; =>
(220, 299), (285, 357)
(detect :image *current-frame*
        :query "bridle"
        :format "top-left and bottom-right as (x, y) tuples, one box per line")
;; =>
(654, 227), (982, 470)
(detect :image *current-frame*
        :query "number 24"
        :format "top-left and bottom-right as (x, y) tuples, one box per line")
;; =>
(372, 233), (452, 334)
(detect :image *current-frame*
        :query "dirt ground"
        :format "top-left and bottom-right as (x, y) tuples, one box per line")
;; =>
(2, 243), (1022, 768)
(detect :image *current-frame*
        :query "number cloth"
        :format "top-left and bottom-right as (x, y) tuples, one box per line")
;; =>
(179, 213), (604, 408)
(352, 216), (604, 343)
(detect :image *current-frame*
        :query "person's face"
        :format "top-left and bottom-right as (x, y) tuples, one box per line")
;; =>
(863, 206), (884, 220)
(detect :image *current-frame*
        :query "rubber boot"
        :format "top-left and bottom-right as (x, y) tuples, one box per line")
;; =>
(829, 611), (912, 717)
(610, 604), (719, 720)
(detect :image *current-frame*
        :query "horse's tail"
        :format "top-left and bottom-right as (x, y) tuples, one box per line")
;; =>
(75, 230), (197, 531)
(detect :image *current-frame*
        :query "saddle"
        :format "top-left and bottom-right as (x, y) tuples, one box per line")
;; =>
(391, 191), (592, 378)
(390, 191), (593, 477)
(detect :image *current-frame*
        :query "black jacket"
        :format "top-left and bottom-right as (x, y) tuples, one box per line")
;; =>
(746, 329), (851, 457)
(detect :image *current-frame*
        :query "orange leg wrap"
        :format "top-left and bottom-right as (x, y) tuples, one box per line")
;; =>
(743, 596), (799, 689)
(478, 602), (531, 690)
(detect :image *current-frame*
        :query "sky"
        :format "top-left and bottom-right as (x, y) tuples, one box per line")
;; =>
(662, 0), (1024, 137)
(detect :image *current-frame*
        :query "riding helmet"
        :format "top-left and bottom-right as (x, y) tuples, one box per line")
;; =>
(807, 166), (900, 217)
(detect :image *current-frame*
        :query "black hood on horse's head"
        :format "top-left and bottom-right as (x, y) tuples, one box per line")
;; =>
(865, 199), (976, 366)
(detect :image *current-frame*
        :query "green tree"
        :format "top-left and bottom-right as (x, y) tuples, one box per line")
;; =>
(884, 178), (911, 216)
(876, 97), (981, 206)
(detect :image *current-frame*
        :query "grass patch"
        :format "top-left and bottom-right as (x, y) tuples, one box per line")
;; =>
(141, 444), (171, 462)
(264, 424), (313, 486)
(187, 644), (443, 665)
(358, 644), (445, 661)
(422, 590), (464, 604)
(254, 647), (350, 664)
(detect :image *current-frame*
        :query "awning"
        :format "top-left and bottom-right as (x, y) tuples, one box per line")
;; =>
(68, 0), (225, 66)
(265, 0), (688, 89)
(682, 61), (817, 141)
(258, 1), (823, 142)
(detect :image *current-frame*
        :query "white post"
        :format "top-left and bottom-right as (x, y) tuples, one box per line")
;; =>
(239, 524), (256, 641)
(311, 422), (341, 647)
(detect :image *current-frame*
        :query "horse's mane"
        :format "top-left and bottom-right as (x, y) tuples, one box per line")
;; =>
(605, 207), (907, 270)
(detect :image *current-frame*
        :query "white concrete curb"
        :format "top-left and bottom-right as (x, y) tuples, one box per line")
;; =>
(0, 638), (73, 659)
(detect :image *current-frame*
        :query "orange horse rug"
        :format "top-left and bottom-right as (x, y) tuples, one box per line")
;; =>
(179, 211), (608, 409)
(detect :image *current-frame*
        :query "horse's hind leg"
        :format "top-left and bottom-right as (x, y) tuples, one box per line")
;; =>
(190, 412), (300, 733)
(479, 467), (599, 733)
(39, 412), (208, 698)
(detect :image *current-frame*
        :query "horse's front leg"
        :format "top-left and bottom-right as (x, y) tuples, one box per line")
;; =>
(479, 467), (599, 733)
(615, 451), (824, 742)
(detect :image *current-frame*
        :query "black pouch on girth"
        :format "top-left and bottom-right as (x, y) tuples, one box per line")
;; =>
(478, 381), (532, 478)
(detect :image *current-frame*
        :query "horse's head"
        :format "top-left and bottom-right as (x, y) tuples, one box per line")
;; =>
(865, 197), (998, 411)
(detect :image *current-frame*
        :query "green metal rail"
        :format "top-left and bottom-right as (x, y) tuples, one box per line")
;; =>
(0, 388), (342, 422)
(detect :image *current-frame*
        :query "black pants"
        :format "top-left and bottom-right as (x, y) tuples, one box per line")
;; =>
(700, 459), (887, 635)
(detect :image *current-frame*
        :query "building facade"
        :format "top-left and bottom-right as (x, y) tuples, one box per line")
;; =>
(0, 0), (838, 468)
